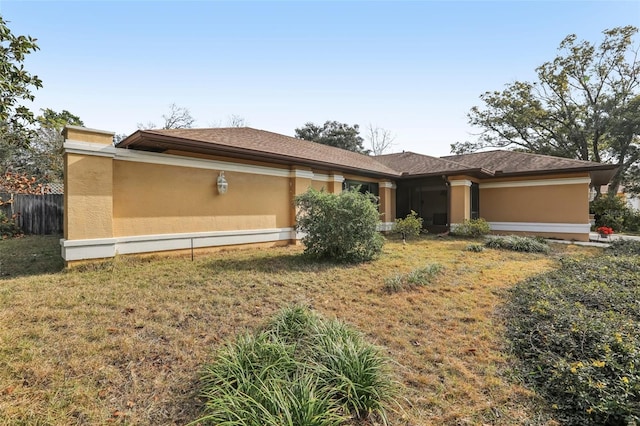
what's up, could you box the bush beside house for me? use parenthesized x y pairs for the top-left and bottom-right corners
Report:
(294, 188), (384, 262)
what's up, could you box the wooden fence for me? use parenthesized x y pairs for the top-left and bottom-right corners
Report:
(0, 193), (64, 235)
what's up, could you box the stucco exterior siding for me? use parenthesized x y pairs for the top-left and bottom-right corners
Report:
(479, 183), (589, 224)
(311, 180), (326, 191)
(112, 161), (291, 237)
(449, 179), (471, 224)
(64, 153), (113, 240)
(62, 126), (611, 261)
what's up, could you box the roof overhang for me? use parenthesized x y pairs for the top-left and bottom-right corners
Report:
(398, 168), (495, 180)
(117, 130), (401, 179)
(590, 167), (619, 186)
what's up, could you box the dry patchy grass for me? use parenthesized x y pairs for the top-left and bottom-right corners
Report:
(0, 235), (600, 425)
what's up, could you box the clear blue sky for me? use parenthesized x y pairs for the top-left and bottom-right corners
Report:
(1, 0), (639, 156)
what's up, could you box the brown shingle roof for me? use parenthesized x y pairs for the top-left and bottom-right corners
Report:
(442, 150), (617, 175)
(116, 128), (617, 182)
(117, 127), (400, 177)
(375, 151), (493, 177)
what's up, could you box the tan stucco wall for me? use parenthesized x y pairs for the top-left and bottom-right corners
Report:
(480, 182), (589, 223)
(450, 183), (470, 224)
(112, 161), (291, 236)
(64, 153), (113, 240)
(64, 127), (113, 145)
(311, 180), (326, 191)
(379, 185), (396, 222)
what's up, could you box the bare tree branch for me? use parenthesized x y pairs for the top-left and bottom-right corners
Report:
(226, 115), (248, 127)
(366, 123), (396, 156)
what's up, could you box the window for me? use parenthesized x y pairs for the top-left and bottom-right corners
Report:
(471, 182), (479, 219)
(343, 180), (379, 196)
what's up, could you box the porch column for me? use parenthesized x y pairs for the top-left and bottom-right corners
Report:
(290, 168), (313, 242)
(378, 181), (396, 231)
(449, 179), (472, 225)
(327, 174), (344, 194)
(62, 126), (115, 241)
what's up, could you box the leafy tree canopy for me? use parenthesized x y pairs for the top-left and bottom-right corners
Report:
(295, 120), (369, 154)
(31, 109), (83, 182)
(452, 26), (639, 195)
(0, 16), (42, 141)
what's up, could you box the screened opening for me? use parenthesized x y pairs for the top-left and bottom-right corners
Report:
(396, 177), (448, 233)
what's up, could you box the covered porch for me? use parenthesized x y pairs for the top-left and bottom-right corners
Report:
(395, 175), (479, 234)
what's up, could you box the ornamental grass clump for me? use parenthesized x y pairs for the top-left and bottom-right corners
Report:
(449, 218), (491, 238)
(505, 255), (640, 425)
(485, 235), (550, 253)
(383, 264), (442, 293)
(465, 243), (484, 252)
(197, 306), (396, 425)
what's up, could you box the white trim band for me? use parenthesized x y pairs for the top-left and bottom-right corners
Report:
(487, 221), (590, 234)
(65, 140), (353, 181)
(65, 140), (117, 158)
(449, 180), (472, 187)
(291, 169), (315, 179)
(377, 222), (395, 232)
(312, 173), (345, 183)
(480, 177), (591, 189)
(61, 227), (296, 261)
(379, 182), (395, 189)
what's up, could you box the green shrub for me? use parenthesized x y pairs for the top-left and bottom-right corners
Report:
(484, 235), (549, 253)
(465, 243), (484, 252)
(607, 239), (640, 256)
(505, 255), (640, 425)
(295, 188), (384, 263)
(0, 211), (21, 238)
(392, 210), (423, 241)
(590, 194), (629, 232)
(449, 218), (491, 238)
(197, 306), (396, 425)
(383, 264), (442, 293)
(623, 208), (640, 232)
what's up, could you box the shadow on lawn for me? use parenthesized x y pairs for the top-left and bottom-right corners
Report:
(204, 252), (358, 274)
(0, 234), (65, 279)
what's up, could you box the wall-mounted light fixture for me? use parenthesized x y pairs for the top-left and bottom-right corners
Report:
(217, 171), (228, 195)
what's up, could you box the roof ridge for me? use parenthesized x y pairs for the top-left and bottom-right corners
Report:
(443, 149), (605, 166)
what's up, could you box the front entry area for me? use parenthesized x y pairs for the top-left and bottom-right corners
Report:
(396, 177), (449, 234)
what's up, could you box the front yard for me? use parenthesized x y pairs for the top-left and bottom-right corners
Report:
(0, 235), (597, 425)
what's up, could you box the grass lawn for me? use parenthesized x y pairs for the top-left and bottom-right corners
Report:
(0, 235), (599, 425)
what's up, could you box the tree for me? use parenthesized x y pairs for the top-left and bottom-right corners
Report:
(113, 133), (128, 144)
(366, 123), (395, 155)
(295, 120), (369, 154)
(0, 17), (43, 175)
(31, 109), (83, 182)
(607, 95), (640, 195)
(137, 103), (195, 129)
(452, 26), (640, 194)
(0, 16), (43, 140)
(226, 114), (248, 127)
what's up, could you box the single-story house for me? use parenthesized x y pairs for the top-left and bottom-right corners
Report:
(61, 125), (617, 262)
